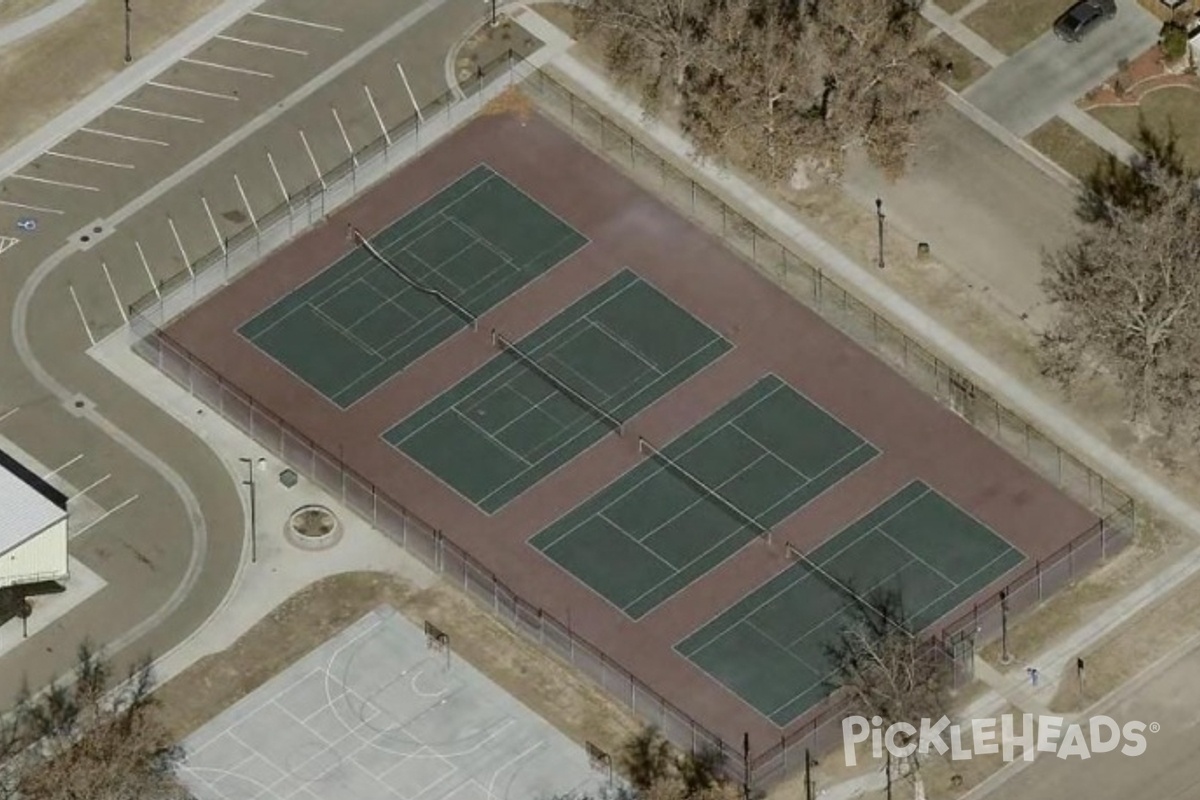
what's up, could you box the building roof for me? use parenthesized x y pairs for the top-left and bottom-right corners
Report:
(0, 447), (67, 557)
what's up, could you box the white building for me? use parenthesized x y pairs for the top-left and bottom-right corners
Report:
(0, 448), (68, 588)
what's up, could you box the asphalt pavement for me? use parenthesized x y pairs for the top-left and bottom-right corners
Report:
(0, 0), (484, 705)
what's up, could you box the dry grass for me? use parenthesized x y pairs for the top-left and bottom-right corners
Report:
(1091, 87), (1200, 172)
(963, 0), (1062, 55)
(930, 33), (992, 92)
(0, 0), (222, 153)
(0, 0), (55, 24)
(1026, 116), (1110, 181)
(933, 0), (975, 13)
(154, 571), (642, 759)
(536, 2), (580, 38)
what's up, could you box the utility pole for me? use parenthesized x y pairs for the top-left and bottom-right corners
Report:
(804, 749), (816, 800)
(239, 457), (258, 563)
(124, 0), (132, 64)
(875, 197), (886, 269)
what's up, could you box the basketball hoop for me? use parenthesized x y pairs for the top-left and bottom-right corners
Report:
(424, 620), (451, 670)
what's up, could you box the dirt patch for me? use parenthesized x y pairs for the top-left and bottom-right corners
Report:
(154, 571), (641, 760)
(0, 0), (222, 153)
(1026, 116), (1110, 181)
(455, 16), (542, 88)
(963, 0), (1060, 55)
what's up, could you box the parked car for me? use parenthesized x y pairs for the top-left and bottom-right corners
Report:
(1053, 0), (1117, 42)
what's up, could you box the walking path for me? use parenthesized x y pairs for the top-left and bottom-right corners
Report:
(0, 0), (84, 49)
(512, 7), (1200, 797)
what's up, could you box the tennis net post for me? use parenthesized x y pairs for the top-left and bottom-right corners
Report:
(349, 225), (478, 330)
(637, 436), (772, 545)
(492, 328), (623, 435)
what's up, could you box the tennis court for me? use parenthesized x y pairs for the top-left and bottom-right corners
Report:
(530, 375), (879, 619)
(676, 480), (1025, 726)
(238, 164), (587, 408)
(383, 269), (730, 513)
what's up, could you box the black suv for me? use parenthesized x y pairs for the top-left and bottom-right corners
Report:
(1053, 0), (1117, 41)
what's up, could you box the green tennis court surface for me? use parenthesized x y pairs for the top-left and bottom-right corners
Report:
(384, 269), (730, 512)
(530, 375), (879, 619)
(677, 480), (1025, 726)
(238, 165), (587, 408)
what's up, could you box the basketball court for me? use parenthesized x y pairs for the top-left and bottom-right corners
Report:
(179, 607), (609, 800)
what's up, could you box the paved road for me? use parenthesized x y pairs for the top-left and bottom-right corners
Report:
(963, 0), (1159, 136)
(0, 0), (484, 704)
(979, 636), (1200, 800)
(841, 105), (1077, 328)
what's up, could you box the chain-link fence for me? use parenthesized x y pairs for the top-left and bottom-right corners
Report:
(128, 51), (1137, 792)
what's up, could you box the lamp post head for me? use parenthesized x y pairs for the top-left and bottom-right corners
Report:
(875, 197), (882, 212)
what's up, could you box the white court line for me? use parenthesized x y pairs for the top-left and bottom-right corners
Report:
(395, 61), (423, 123)
(330, 106), (357, 166)
(298, 129), (325, 189)
(45, 151), (135, 169)
(100, 262), (128, 324)
(201, 195), (226, 253)
(11, 174), (100, 192)
(265, 151), (289, 203)
(43, 454), (82, 480)
(72, 495), (139, 539)
(114, 104), (204, 124)
(215, 34), (308, 56)
(363, 84), (390, 145)
(148, 80), (239, 101)
(0, 198), (64, 215)
(233, 173), (258, 231)
(68, 474), (110, 501)
(248, 10), (343, 31)
(135, 240), (161, 300)
(68, 285), (95, 346)
(0, 407), (17, 425)
(168, 217), (194, 278)
(79, 127), (170, 147)
(180, 57), (273, 78)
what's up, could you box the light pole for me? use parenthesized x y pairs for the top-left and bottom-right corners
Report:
(875, 197), (885, 269)
(239, 457), (259, 563)
(124, 0), (132, 64)
(999, 588), (1012, 664)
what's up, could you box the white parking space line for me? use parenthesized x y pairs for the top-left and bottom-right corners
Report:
(330, 106), (357, 166)
(46, 151), (135, 170)
(363, 84), (390, 145)
(72, 494), (139, 539)
(68, 285), (96, 346)
(233, 173), (259, 231)
(43, 454), (82, 479)
(69, 474), (110, 501)
(201, 195), (226, 252)
(148, 80), (240, 102)
(215, 34), (308, 56)
(248, 10), (343, 32)
(11, 174), (100, 192)
(79, 127), (170, 147)
(395, 61), (424, 123)
(100, 262), (129, 324)
(298, 129), (325, 189)
(0, 407), (17, 425)
(168, 217), (195, 278)
(266, 151), (289, 203)
(0, 198), (64, 215)
(181, 57), (274, 79)
(114, 104), (204, 124)
(135, 240), (162, 300)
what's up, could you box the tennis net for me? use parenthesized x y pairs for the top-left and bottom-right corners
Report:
(350, 226), (477, 330)
(493, 329), (623, 435)
(637, 437), (770, 541)
(784, 542), (914, 638)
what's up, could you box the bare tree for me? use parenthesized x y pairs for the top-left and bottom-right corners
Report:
(1043, 158), (1200, 431)
(824, 588), (950, 787)
(0, 642), (185, 800)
